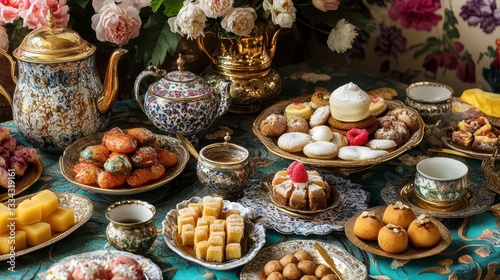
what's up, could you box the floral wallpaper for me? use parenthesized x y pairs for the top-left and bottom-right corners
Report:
(319, 0), (500, 95)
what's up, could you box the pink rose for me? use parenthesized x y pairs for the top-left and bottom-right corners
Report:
(199, 0), (233, 18)
(221, 7), (257, 36)
(0, 24), (8, 51)
(19, 0), (69, 29)
(389, 0), (442, 31)
(91, 1), (141, 46)
(0, 0), (24, 23)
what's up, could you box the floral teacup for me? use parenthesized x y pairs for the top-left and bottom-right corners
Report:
(414, 157), (468, 205)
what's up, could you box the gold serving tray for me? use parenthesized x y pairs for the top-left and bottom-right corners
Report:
(0, 157), (42, 202)
(345, 206), (451, 260)
(253, 96), (425, 172)
(59, 129), (189, 195)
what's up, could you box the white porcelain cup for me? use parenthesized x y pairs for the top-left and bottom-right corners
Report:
(414, 157), (468, 205)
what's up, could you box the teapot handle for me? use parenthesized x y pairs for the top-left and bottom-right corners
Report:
(134, 66), (165, 114)
(196, 31), (219, 65)
(0, 48), (17, 107)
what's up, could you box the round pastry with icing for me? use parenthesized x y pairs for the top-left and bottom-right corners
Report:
(353, 211), (385, 241)
(277, 132), (312, 153)
(260, 113), (287, 137)
(286, 116), (309, 134)
(310, 88), (331, 109)
(329, 82), (371, 122)
(309, 106), (331, 127)
(285, 101), (313, 120)
(365, 139), (397, 151)
(369, 95), (387, 116)
(303, 141), (339, 159)
(309, 125), (333, 142)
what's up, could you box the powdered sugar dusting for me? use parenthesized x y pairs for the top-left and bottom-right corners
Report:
(331, 82), (370, 102)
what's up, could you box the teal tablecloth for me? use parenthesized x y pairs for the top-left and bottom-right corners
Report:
(1, 61), (499, 280)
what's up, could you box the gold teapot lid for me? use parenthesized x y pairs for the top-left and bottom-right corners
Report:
(13, 10), (95, 63)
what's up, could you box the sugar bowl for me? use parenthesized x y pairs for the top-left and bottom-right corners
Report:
(105, 200), (157, 254)
(405, 81), (453, 124)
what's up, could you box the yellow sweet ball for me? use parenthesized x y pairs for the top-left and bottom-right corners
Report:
(382, 201), (416, 230)
(353, 211), (385, 241)
(407, 214), (441, 248)
(378, 224), (408, 254)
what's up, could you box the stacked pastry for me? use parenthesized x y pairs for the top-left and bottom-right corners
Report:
(451, 116), (499, 153)
(259, 82), (420, 161)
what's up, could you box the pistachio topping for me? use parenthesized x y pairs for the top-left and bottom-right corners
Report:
(360, 211), (376, 218)
(416, 214), (431, 224)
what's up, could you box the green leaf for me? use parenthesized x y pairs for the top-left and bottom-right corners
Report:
(412, 37), (442, 59)
(149, 0), (164, 13)
(443, 9), (460, 40)
(135, 13), (181, 66)
(164, 0), (184, 17)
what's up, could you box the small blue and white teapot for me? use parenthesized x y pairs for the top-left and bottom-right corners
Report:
(134, 54), (231, 142)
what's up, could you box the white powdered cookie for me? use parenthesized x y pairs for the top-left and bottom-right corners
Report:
(309, 106), (331, 127)
(303, 141), (339, 159)
(277, 132), (313, 153)
(309, 125), (333, 142)
(365, 139), (397, 151)
(338, 146), (389, 160)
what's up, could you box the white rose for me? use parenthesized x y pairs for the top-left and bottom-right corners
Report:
(174, 0), (206, 39)
(0, 25), (8, 51)
(272, 0), (295, 13)
(133, 0), (151, 8)
(221, 7), (257, 36)
(262, 0), (272, 11)
(272, 11), (295, 28)
(199, 0), (233, 18)
(327, 19), (357, 53)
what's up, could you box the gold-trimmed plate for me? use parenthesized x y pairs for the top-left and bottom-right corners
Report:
(260, 174), (341, 217)
(0, 157), (42, 202)
(399, 182), (471, 213)
(253, 96), (424, 173)
(0, 192), (93, 261)
(59, 130), (189, 195)
(345, 206), (451, 260)
(441, 126), (499, 160)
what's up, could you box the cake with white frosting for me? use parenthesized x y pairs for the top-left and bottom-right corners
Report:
(329, 82), (371, 122)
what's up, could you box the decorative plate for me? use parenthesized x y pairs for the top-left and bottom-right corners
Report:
(41, 250), (162, 280)
(240, 240), (367, 280)
(253, 96), (424, 173)
(0, 157), (42, 202)
(345, 206), (451, 259)
(381, 176), (495, 219)
(0, 192), (93, 261)
(260, 174), (342, 216)
(162, 196), (266, 270)
(238, 173), (370, 235)
(441, 126), (499, 160)
(59, 130), (189, 195)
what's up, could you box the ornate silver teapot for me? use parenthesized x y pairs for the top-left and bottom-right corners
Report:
(0, 14), (126, 151)
(134, 54), (231, 143)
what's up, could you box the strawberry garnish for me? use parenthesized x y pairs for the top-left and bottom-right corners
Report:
(287, 161), (308, 183)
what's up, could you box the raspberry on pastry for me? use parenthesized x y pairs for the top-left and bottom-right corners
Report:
(284, 101), (313, 120)
(346, 128), (369, 146)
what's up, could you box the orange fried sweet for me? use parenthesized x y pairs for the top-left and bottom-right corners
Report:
(80, 145), (110, 167)
(156, 148), (178, 167)
(105, 133), (138, 154)
(102, 127), (124, 146)
(150, 164), (166, 181)
(127, 127), (157, 146)
(131, 146), (158, 168)
(72, 161), (94, 176)
(75, 165), (101, 185)
(127, 168), (152, 187)
(97, 171), (129, 189)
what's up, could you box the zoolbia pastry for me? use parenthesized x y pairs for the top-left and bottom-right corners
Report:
(407, 214), (441, 248)
(353, 211), (385, 241)
(378, 224), (408, 254)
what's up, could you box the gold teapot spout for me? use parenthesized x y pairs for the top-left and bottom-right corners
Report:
(267, 27), (282, 59)
(97, 48), (128, 114)
(0, 48), (17, 107)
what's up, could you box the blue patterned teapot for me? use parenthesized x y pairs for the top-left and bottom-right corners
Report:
(0, 15), (126, 152)
(134, 54), (232, 142)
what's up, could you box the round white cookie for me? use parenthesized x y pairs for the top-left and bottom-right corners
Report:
(309, 125), (333, 142)
(365, 139), (397, 151)
(303, 141), (339, 159)
(338, 146), (389, 160)
(309, 106), (331, 127)
(277, 132), (313, 153)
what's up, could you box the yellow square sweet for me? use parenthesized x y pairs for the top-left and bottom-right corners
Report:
(44, 207), (75, 232)
(194, 225), (208, 244)
(197, 216), (215, 227)
(177, 216), (195, 235)
(195, 240), (209, 261)
(206, 245), (224, 262)
(0, 231), (26, 254)
(227, 224), (244, 244)
(202, 205), (219, 218)
(16, 222), (51, 246)
(0, 204), (12, 234)
(209, 223), (225, 233)
(15, 199), (42, 226)
(208, 235), (224, 247)
(181, 226), (195, 246)
(178, 208), (198, 224)
(210, 231), (226, 246)
(188, 203), (203, 217)
(31, 190), (59, 218)
(225, 243), (241, 260)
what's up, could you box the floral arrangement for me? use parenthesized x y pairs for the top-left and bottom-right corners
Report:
(0, 0), (375, 69)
